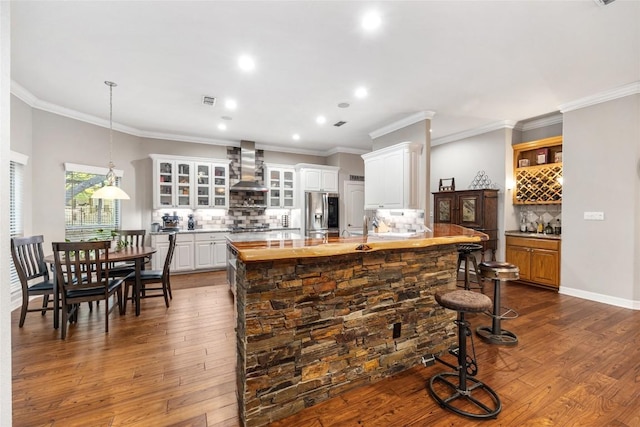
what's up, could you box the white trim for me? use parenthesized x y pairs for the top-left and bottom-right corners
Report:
(559, 81), (640, 113)
(431, 120), (517, 146)
(148, 153), (228, 164)
(10, 150), (28, 165)
(64, 162), (124, 178)
(559, 286), (640, 310)
(516, 113), (563, 132)
(369, 111), (436, 140)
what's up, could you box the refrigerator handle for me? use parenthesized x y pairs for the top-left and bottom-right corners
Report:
(322, 193), (328, 229)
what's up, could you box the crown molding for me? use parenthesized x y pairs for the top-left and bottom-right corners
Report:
(369, 110), (436, 139)
(516, 113), (563, 132)
(559, 81), (640, 113)
(432, 120), (517, 146)
(10, 79), (356, 157)
(325, 146), (369, 156)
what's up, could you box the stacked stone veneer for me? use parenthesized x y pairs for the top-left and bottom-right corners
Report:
(235, 244), (459, 426)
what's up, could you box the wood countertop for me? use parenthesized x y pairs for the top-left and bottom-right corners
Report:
(229, 223), (487, 262)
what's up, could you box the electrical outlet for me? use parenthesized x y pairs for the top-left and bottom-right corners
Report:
(584, 212), (605, 221)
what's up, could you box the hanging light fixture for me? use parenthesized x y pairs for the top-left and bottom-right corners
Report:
(92, 80), (130, 200)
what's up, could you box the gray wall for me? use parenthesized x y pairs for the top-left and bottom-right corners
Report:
(562, 93), (640, 304)
(430, 127), (514, 260)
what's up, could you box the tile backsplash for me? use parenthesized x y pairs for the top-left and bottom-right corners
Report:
(365, 209), (428, 233)
(514, 205), (562, 231)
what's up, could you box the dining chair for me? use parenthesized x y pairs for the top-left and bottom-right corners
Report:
(110, 229), (147, 277)
(10, 235), (57, 327)
(52, 240), (124, 339)
(124, 232), (176, 311)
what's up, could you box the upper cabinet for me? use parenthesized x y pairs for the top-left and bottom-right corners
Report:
(195, 162), (229, 208)
(362, 142), (422, 209)
(513, 136), (563, 205)
(266, 164), (296, 208)
(151, 155), (228, 209)
(154, 159), (193, 208)
(296, 164), (339, 193)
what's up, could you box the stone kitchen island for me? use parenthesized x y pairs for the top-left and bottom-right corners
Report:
(228, 224), (487, 427)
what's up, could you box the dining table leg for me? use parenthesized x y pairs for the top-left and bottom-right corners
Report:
(135, 257), (142, 316)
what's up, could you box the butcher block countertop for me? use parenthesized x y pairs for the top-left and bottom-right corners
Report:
(228, 223), (487, 262)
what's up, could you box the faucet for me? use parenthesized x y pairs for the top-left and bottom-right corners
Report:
(363, 215), (369, 239)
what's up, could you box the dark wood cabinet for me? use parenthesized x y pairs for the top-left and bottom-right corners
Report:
(433, 189), (498, 260)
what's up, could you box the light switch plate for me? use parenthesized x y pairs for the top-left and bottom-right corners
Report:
(584, 211), (605, 220)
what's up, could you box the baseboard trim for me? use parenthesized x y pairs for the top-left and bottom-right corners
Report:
(559, 286), (640, 310)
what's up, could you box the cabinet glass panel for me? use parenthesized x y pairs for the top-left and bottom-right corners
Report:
(270, 170), (280, 187)
(461, 198), (476, 223)
(438, 200), (451, 222)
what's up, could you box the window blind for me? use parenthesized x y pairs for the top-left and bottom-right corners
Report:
(10, 159), (24, 294)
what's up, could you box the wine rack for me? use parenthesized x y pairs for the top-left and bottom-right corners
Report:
(514, 163), (562, 204)
(513, 136), (563, 205)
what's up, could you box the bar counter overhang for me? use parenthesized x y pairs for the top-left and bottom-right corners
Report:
(229, 224), (487, 427)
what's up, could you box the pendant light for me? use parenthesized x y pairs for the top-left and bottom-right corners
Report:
(92, 81), (130, 200)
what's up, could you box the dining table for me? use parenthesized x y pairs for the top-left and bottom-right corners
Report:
(44, 245), (157, 328)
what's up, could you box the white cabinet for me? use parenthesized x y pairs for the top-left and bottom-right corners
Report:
(151, 154), (228, 209)
(195, 162), (229, 208)
(151, 233), (194, 272)
(194, 233), (229, 269)
(153, 159), (194, 208)
(296, 164), (339, 193)
(362, 142), (422, 209)
(266, 165), (296, 208)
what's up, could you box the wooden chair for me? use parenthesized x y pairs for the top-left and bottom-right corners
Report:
(10, 235), (57, 327)
(110, 229), (147, 277)
(52, 240), (124, 339)
(124, 232), (176, 311)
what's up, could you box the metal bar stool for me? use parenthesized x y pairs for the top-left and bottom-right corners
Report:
(425, 289), (501, 419)
(476, 261), (520, 346)
(456, 243), (484, 292)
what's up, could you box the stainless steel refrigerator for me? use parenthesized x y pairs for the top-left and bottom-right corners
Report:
(305, 192), (339, 237)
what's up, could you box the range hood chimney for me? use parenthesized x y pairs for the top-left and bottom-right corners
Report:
(230, 140), (269, 192)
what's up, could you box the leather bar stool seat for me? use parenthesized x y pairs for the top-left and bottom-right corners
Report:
(427, 289), (501, 419)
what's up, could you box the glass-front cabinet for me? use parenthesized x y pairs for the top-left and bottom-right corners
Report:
(194, 162), (229, 208)
(155, 160), (193, 208)
(152, 155), (228, 209)
(266, 165), (296, 208)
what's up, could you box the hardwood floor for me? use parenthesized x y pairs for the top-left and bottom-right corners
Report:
(12, 271), (640, 426)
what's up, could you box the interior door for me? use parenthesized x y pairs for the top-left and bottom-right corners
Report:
(344, 181), (364, 235)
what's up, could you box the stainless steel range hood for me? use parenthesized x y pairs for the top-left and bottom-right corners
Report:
(230, 140), (269, 192)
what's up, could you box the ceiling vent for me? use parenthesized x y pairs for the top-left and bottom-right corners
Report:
(593, 0), (615, 5)
(202, 96), (216, 106)
(334, 121), (347, 127)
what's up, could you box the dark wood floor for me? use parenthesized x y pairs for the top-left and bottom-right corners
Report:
(12, 271), (640, 426)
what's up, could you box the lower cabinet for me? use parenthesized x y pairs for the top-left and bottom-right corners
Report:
(194, 233), (229, 269)
(505, 235), (560, 289)
(151, 232), (228, 272)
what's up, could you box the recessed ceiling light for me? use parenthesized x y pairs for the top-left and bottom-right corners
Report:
(218, 123), (227, 131)
(338, 102), (350, 108)
(361, 11), (381, 31)
(225, 99), (237, 110)
(355, 87), (368, 99)
(238, 55), (255, 71)
(292, 134), (300, 141)
(316, 115), (326, 125)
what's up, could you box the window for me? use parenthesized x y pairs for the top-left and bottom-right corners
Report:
(64, 163), (123, 241)
(10, 152), (27, 295)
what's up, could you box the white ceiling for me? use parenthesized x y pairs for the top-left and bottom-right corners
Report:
(10, 1), (640, 155)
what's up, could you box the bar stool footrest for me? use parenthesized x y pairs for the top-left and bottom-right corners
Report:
(428, 372), (501, 419)
(475, 326), (519, 346)
(484, 306), (519, 320)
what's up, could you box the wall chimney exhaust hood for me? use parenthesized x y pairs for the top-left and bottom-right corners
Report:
(230, 140), (269, 192)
